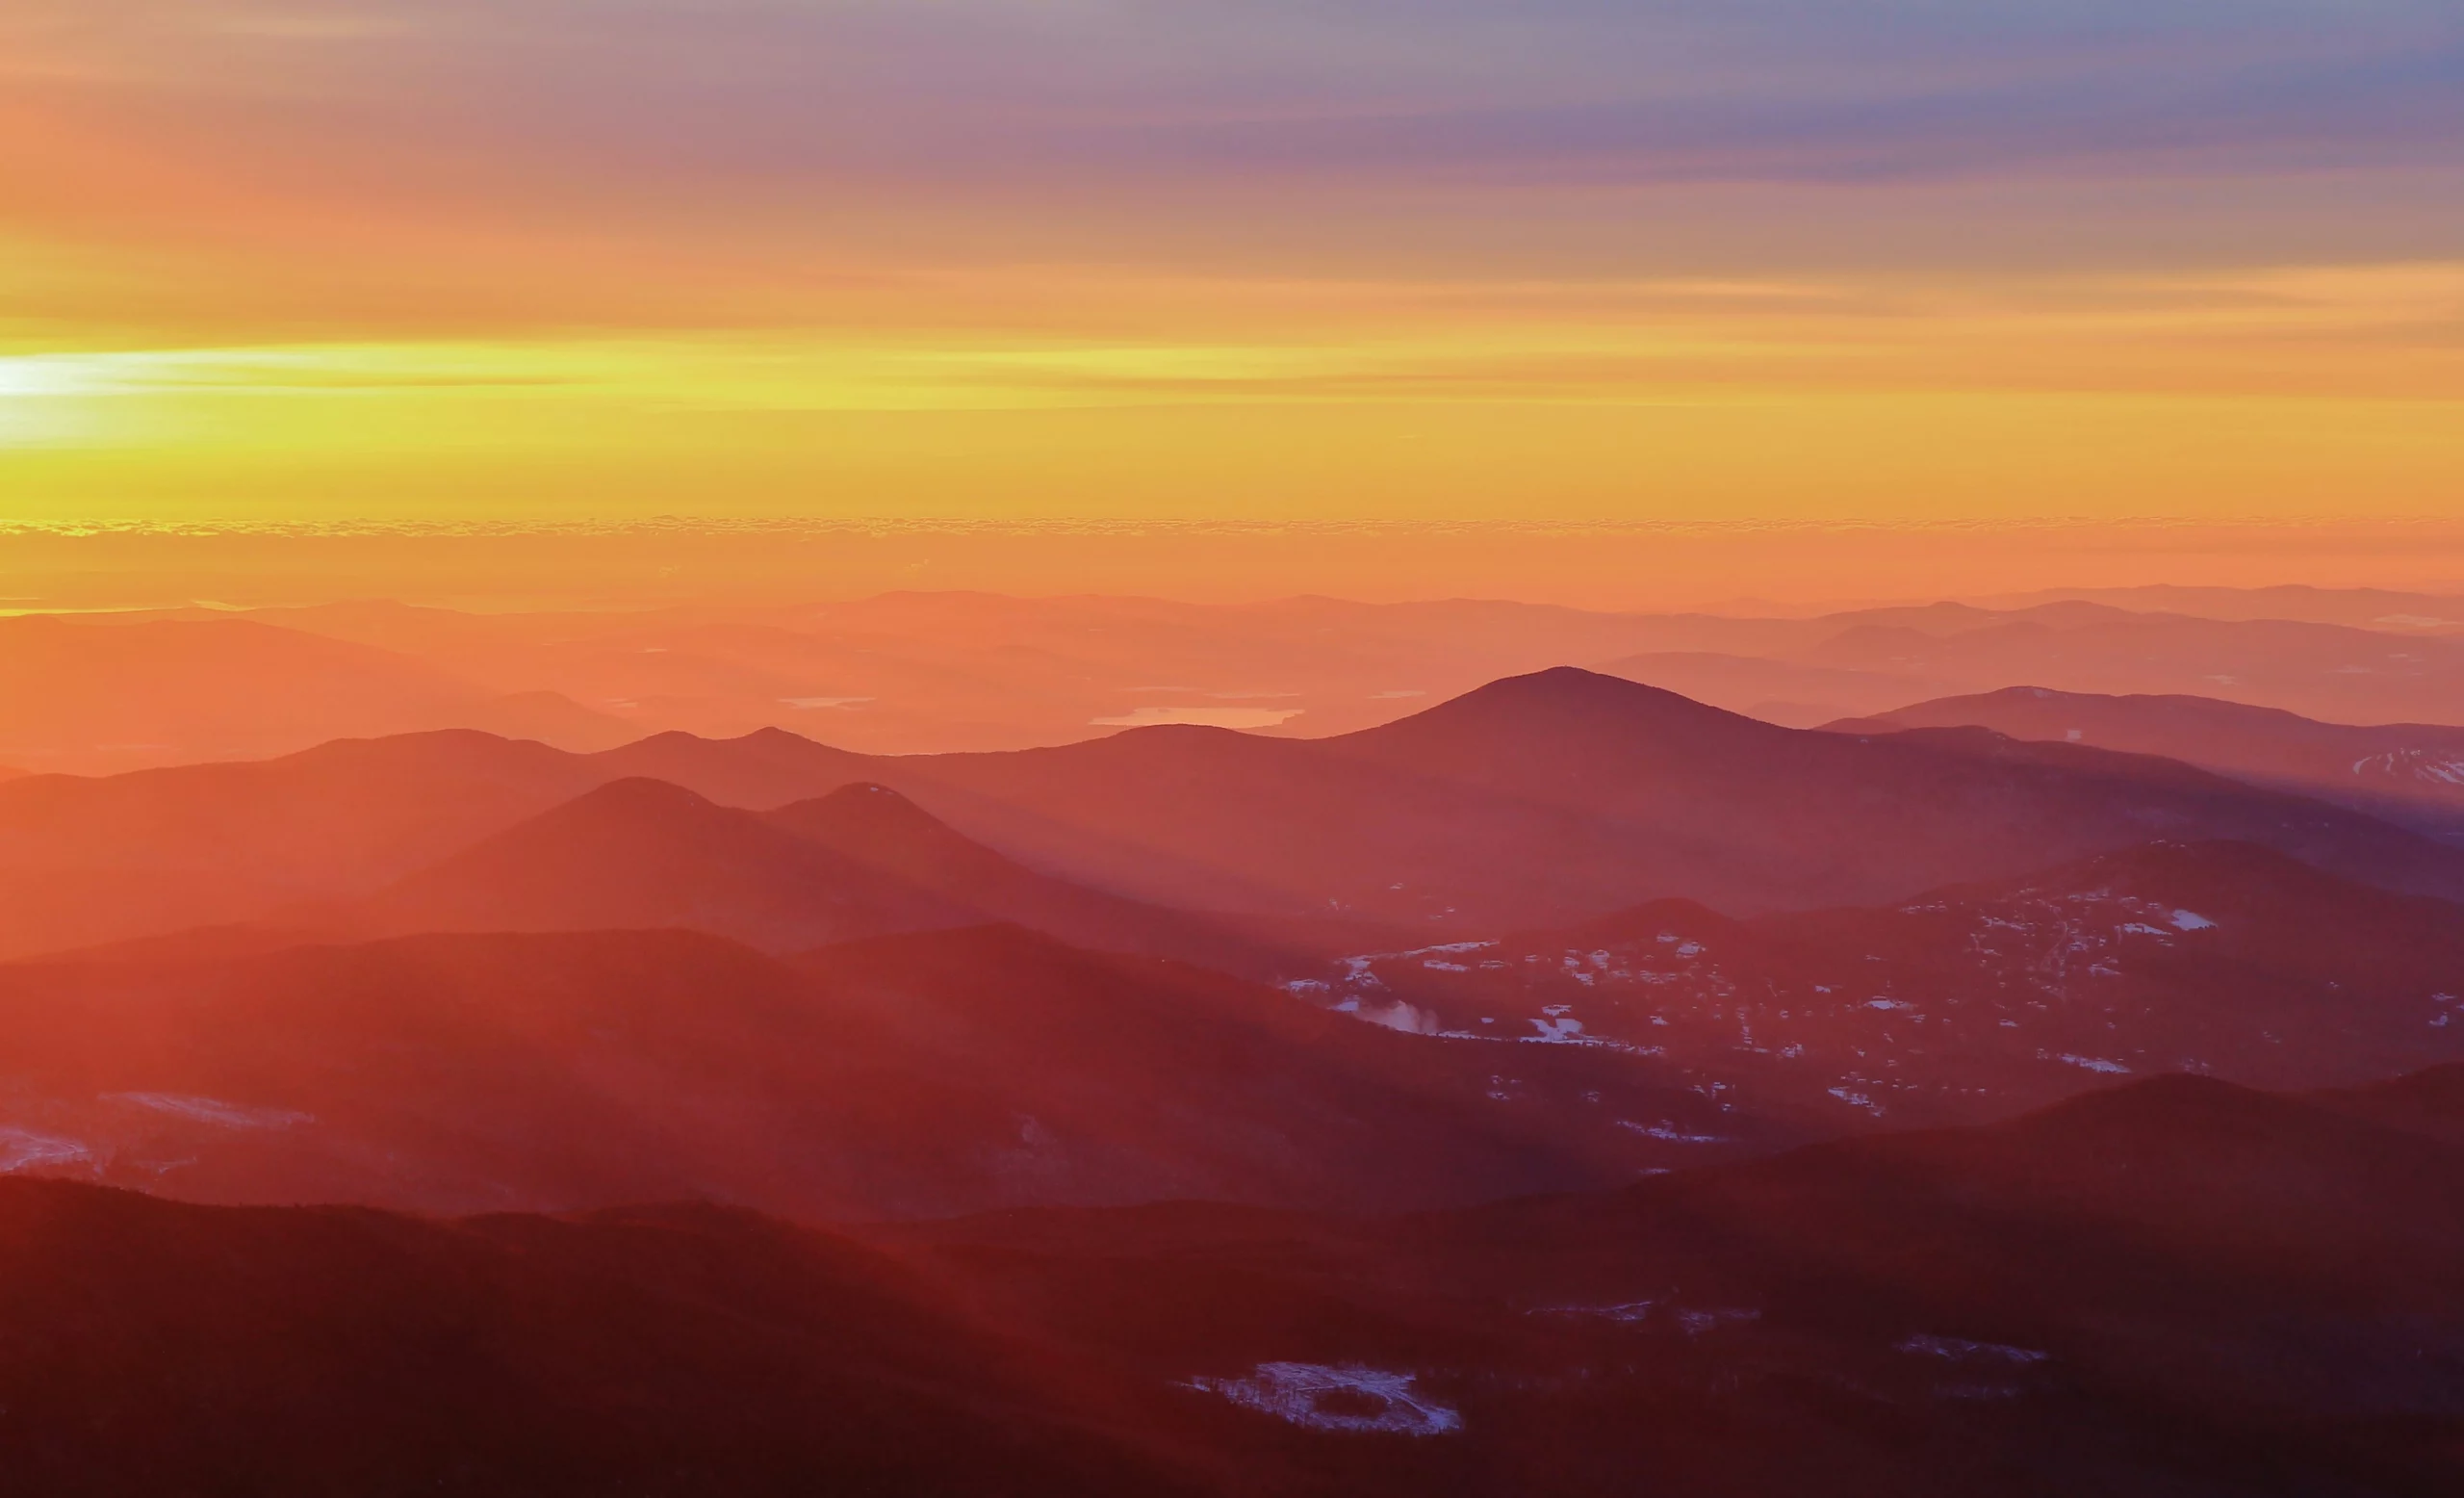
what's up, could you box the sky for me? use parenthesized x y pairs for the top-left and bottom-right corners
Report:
(1, 0), (2459, 539)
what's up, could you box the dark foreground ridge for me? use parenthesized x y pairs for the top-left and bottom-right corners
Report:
(3, 1069), (2458, 1496)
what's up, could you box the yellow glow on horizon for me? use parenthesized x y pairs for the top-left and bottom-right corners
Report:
(2, 260), (2457, 525)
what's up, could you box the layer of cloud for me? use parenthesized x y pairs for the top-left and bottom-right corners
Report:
(8, 1), (2459, 188)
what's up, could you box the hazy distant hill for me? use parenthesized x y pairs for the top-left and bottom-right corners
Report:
(347, 779), (1321, 977)
(354, 778), (1005, 953)
(0, 614), (631, 774)
(8, 669), (2464, 958)
(863, 667), (2464, 925)
(1601, 600), (2464, 727)
(1791, 609), (2464, 726)
(1982, 583), (2464, 632)
(111, 590), (2464, 757)
(1588, 650), (1949, 725)
(1833, 685), (2464, 844)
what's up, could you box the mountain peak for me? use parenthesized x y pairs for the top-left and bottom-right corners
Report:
(559, 775), (721, 818)
(1439, 666), (1758, 720)
(771, 782), (946, 839)
(1489, 664), (1657, 694)
(739, 726), (827, 749)
(1336, 667), (1772, 765)
(764, 783), (1019, 885)
(816, 781), (918, 807)
(606, 729), (727, 755)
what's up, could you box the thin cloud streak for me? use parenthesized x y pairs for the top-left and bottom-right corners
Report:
(6, 1), (2460, 189)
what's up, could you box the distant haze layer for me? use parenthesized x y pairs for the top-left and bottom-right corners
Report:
(7, 584), (2464, 774)
(6, 521), (2464, 618)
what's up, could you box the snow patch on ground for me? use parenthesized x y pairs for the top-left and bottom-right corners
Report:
(1530, 1300), (1656, 1324)
(2355, 751), (2464, 787)
(2169, 909), (2217, 931)
(0, 1126), (91, 1173)
(1675, 1307), (1761, 1337)
(1350, 1000), (1447, 1036)
(1898, 1334), (2051, 1365)
(106, 1093), (315, 1130)
(1618, 1120), (1733, 1145)
(2053, 1053), (2132, 1075)
(1186, 1362), (1462, 1435)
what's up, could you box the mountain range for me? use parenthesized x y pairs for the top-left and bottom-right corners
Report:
(347, 778), (1321, 974)
(9, 668), (2464, 961)
(19, 590), (2464, 773)
(1, 627), (2460, 1493)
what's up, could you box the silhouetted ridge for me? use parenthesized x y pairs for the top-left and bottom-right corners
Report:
(340, 774), (1319, 978)
(1366, 666), (1765, 738)
(1834, 684), (2464, 847)
(1326, 668), (1795, 792)
(743, 725), (821, 747)
(550, 774), (718, 817)
(603, 729), (723, 754)
(588, 724), (874, 810)
(762, 784), (1034, 893)
(2342, 1062), (2464, 1117)
(350, 776), (969, 951)
(773, 782), (959, 842)
(0, 1176), (1194, 1496)
(2320, 1063), (2464, 1147)
(2004, 1071), (2277, 1136)
(431, 775), (740, 859)
(12, 661), (2464, 962)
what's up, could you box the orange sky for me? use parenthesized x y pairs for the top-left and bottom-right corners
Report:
(1, 3), (2459, 570)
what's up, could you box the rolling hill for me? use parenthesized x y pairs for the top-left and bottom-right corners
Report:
(0, 925), (1771, 1219)
(0, 1180), (1203, 1497)
(345, 778), (1327, 977)
(352, 778), (999, 953)
(1325, 839), (2464, 1131)
(1833, 685), (2464, 844)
